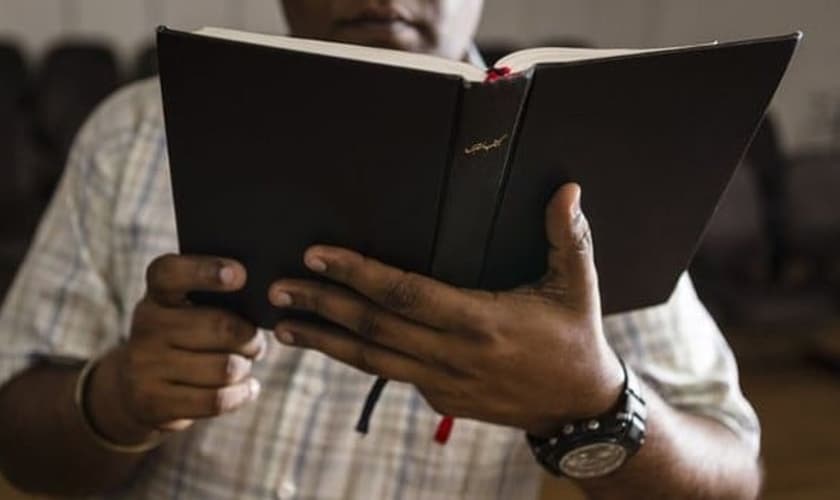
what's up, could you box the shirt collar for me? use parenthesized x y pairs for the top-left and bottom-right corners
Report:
(467, 43), (488, 70)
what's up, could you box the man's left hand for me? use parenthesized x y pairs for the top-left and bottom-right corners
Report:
(268, 183), (624, 436)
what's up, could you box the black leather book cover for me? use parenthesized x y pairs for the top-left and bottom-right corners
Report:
(158, 28), (465, 328)
(481, 34), (800, 314)
(158, 27), (799, 328)
(431, 75), (531, 287)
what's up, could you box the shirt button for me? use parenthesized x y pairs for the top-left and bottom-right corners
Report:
(277, 480), (297, 499)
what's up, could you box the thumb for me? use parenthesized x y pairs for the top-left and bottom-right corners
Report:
(541, 183), (599, 310)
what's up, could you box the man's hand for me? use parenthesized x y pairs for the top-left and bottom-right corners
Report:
(268, 183), (623, 435)
(88, 255), (266, 445)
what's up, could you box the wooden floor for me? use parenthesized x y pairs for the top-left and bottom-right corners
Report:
(3, 327), (840, 499)
(731, 322), (840, 500)
(744, 365), (840, 499)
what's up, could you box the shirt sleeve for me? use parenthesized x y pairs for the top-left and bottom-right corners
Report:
(0, 87), (138, 387)
(603, 273), (761, 456)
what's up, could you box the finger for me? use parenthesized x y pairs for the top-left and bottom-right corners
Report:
(541, 183), (599, 309)
(137, 304), (265, 359)
(299, 246), (481, 331)
(269, 279), (454, 365)
(146, 254), (246, 306)
(148, 377), (261, 423)
(274, 319), (442, 385)
(167, 308), (266, 359)
(157, 419), (194, 433)
(158, 350), (253, 388)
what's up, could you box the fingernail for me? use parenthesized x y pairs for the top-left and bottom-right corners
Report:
(276, 329), (295, 345)
(219, 265), (236, 285)
(305, 255), (328, 273)
(248, 378), (261, 400)
(572, 189), (582, 217)
(273, 290), (293, 307)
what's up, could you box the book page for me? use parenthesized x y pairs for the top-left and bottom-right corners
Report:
(194, 27), (488, 81)
(195, 27), (724, 80)
(497, 43), (718, 73)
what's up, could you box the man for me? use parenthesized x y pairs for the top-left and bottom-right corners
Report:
(0, 1), (761, 498)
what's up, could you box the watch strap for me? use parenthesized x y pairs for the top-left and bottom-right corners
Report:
(527, 357), (647, 478)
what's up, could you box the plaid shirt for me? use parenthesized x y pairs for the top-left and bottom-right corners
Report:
(0, 79), (759, 500)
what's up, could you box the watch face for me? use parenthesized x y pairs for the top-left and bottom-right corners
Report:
(559, 442), (627, 479)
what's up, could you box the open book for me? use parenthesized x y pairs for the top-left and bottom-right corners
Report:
(157, 26), (800, 329)
(192, 26), (710, 81)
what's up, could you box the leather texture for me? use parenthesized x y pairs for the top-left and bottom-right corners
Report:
(158, 29), (462, 328)
(158, 28), (799, 327)
(431, 75), (530, 287)
(481, 34), (800, 314)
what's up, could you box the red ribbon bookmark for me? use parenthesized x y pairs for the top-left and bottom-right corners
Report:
(485, 66), (512, 82)
(434, 415), (455, 444)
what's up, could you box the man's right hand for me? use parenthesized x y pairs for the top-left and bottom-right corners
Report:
(87, 254), (265, 445)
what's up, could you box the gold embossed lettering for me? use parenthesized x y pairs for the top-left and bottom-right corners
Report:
(465, 134), (509, 155)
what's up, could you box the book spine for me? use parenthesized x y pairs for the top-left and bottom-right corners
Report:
(430, 75), (531, 288)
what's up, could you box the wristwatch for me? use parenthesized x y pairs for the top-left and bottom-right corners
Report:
(527, 357), (647, 479)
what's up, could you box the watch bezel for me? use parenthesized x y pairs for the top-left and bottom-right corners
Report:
(558, 441), (629, 478)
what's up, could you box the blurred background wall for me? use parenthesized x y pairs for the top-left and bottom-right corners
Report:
(1, 0), (839, 153)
